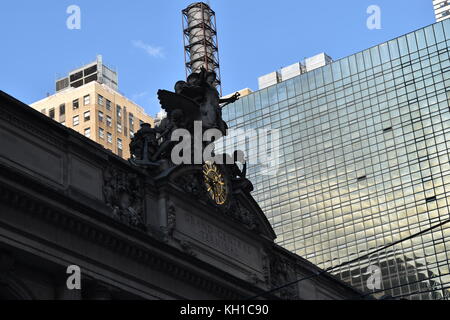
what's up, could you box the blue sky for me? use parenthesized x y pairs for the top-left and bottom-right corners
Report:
(0, 0), (435, 116)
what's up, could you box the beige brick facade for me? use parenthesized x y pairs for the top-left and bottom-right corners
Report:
(30, 81), (154, 159)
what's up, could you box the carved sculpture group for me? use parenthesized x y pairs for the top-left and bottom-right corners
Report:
(103, 166), (145, 229)
(129, 68), (240, 167)
(99, 69), (300, 299)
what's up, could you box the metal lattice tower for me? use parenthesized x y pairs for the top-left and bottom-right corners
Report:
(182, 2), (222, 95)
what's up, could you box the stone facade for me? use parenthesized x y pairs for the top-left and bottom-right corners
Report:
(0, 90), (364, 300)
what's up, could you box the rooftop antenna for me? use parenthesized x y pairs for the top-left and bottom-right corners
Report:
(182, 2), (222, 95)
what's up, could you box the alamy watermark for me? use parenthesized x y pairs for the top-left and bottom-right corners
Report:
(366, 5), (381, 30)
(66, 5), (81, 30)
(366, 264), (382, 290)
(66, 265), (81, 290)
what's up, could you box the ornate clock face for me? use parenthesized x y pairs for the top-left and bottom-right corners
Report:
(203, 161), (228, 205)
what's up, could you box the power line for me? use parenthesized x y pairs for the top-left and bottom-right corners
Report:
(247, 216), (450, 300)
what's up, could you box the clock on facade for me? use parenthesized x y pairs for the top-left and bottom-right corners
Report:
(203, 161), (229, 206)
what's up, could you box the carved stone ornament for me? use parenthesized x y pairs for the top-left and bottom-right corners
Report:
(161, 203), (176, 240)
(103, 165), (145, 230)
(129, 68), (240, 169)
(179, 240), (197, 257)
(269, 254), (299, 300)
(171, 165), (259, 232)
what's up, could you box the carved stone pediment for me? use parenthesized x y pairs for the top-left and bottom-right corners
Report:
(102, 165), (145, 230)
(165, 164), (275, 240)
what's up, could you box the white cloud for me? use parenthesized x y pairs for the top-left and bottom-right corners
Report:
(132, 40), (165, 58)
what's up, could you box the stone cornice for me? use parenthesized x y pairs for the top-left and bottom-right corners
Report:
(0, 161), (277, 300)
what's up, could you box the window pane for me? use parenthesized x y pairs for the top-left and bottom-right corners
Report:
(348, 55), (358, 74)
(340, 58), (350, 78)
(363, 49), (372, 68)
(59, 104), (65, 116)
(379, 42), (390, 63)
(424, 25), (436, 46)
(415, 29), (426, 50)
(331, 62), (342, 80)
(370, 47), (381, 66)
(323, 65), (333, 85)
(398, 36), (409, 56)
(356, 52), (365, 71)
(406, 33), (417, 52)
(434, 23), (445, 42)
(315, 68), (324, 87)
(443, 18), (450, 39)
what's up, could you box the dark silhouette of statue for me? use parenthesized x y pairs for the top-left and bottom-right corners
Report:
(129, 69), (240, 168)
(129, 123), (159, 167)
(158, 67), (239, 136)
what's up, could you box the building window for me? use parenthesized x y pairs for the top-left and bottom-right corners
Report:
(129, 113), (134, 136)
(99, 128), (105, 139)
(84, 127), (91, 138)
(84, 95), (90, 106)
(73, 115), (80, 126)
(73, 99), (79, 110)
(117, 138), (123, 157)
(117, 105), (122, 118)
(84, 111), (91, 122)
(49, 108), (55, 119)
(107, 132), (112, 144)
(59, 104), (66, 116)
(117, 123), (122, 133)
(129, 113), (134, 129)
(106, 99), (112, 111)
(98, 111), (104, 122)
(98, 95), (104, 106)
(41, 109), (46, 114)
(106, 116), (112, 127)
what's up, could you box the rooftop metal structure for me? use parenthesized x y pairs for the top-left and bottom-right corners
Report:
(55, 55), (118, 93)
(182, 2), (222, 95)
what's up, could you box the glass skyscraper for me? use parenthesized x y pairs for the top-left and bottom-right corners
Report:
(223, 20), (450, 299)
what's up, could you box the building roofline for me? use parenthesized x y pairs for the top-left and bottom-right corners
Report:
(251, 19), (448, 94)
(30, 81), (153, 120)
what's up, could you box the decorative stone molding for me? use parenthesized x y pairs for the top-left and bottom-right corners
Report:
(103, 165), (145, 230)
(161, 202), (177, 241)
(0, 180), (257, 300)
(0, 105), (64, 148)
(179, 240), (197, 257)
(166, 204), (176, 237)
(269, 253), (299, 300)
(171, 165), (261, 233)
